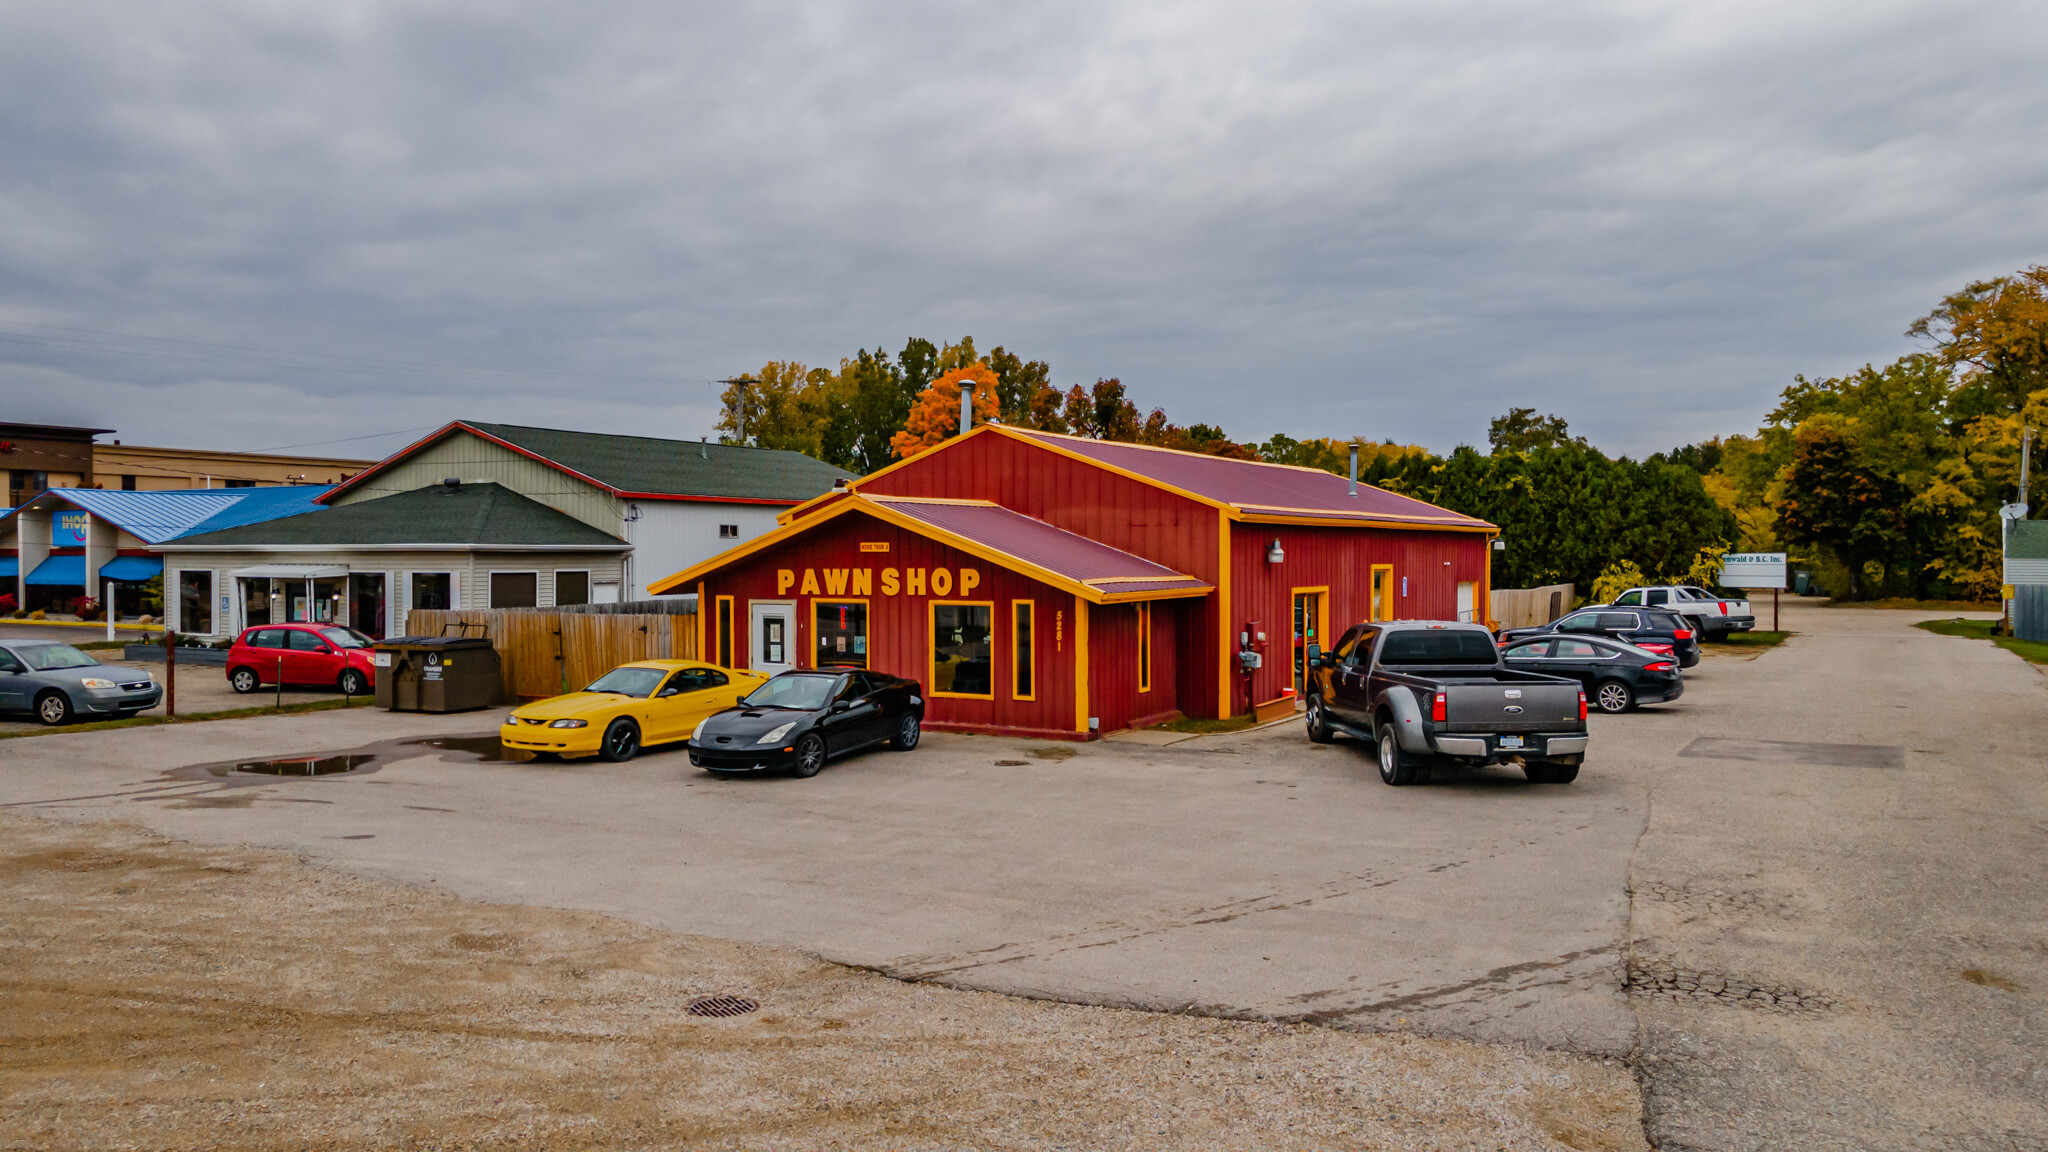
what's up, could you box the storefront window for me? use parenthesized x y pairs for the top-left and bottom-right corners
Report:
(179, 571), (213, 634)
(349, 573), (386, 639)
(412, 573), (452, 610)
(932, 603), (993, 697)
(1137, 602), (1152, 693)
(242, 577), (271, 628)
(815, 601), (867, 669)
(1013, 601), (1034, 700)
(313, 577), (345, 623)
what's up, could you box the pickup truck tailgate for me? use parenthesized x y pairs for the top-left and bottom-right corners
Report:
(1442, 681), (1580, 732)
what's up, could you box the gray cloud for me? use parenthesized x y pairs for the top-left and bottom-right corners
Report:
(2, 0), (2044, 460)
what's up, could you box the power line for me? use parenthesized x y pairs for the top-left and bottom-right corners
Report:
(0, 320), (724, 389)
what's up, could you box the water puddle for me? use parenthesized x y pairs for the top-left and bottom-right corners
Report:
(159, 733), (533, 792)
(230, 754), (380, 777)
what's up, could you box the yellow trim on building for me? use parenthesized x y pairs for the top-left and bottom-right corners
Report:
(1216, 507), (1232, 719)
(1074, 595), (1090, 733)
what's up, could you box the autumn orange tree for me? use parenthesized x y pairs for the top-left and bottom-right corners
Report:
(889, 362), (1001, 459)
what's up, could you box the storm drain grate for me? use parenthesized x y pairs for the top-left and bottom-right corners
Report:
(687, 995), (760, 1018)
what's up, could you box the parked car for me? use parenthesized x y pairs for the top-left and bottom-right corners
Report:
(0, 639), (162, 725)
(1605, 585), (1754, 637)
(1498, 634), (1683, 713)
(689, 668), (925, 778)
(1300, 621), (1588, 785)
(500, 659), (768, 762)
(226, 624), (380, 695)
(1497, 607), (1700, 668)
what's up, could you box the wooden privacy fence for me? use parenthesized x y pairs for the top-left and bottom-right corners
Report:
(403, 609), (697, 700)
(1488, 583), (1575, 630)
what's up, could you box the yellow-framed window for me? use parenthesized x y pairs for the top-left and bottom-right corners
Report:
(715, 595), (735, 668)
(930, 600), (996, 699)
(1012, 599), (1036, 700)
(813, 598), (870, 669)
(1370, 565), (1395, 622)
(1136, 601), (1151, 693)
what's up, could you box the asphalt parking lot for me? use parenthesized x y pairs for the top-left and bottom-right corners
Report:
(4, 603), (2045, 1150)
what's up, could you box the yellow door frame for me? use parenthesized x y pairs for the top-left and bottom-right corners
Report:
(1289, 585), (1329, 696)
(1370, 564), (1395, 621)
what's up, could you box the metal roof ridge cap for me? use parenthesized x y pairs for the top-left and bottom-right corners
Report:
(862, 494), (1000, 506)
(1232, 500), (1490, 522)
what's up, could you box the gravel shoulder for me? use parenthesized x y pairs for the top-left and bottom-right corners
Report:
(0, 813), (1648, 1151)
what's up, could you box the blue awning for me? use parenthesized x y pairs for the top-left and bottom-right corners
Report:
(99, 556), (163, 581)
(26, 554), (85, 586)
(0, 557), (16, 578)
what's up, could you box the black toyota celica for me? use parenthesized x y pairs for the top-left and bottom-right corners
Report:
(687, 668), (925, 778)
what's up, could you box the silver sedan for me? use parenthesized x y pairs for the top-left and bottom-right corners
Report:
(0, 640), (163, 725)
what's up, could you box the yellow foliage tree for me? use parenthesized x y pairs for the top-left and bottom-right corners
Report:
(889, 363), (1000, 459)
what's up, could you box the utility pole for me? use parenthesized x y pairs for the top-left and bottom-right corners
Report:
(2022, 426), (2034, 517)
(716, 377), (758, 446)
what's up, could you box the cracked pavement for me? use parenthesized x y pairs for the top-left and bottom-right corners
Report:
(2, 602), (2043, 1148)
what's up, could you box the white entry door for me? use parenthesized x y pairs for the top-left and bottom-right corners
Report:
(750, 601), (795, 676)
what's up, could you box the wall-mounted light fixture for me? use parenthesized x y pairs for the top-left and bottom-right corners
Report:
(1492, 539), (1506, 551)
(1266, 538), (1285, 564)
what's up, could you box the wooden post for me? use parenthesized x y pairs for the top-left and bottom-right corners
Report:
(1772, 586), (1779, 633)
(163, 628), (176, 719)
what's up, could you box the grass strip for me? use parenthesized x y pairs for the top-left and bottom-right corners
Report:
(1, 696), (376, 740)
(1709, 630), (1791, 647)
(1915, 617), (2048, 664)
(1153, 714), (1262, 734)
(1827, 599), (2000, 612)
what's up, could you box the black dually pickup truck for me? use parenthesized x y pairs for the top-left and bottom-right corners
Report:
(1302, 621), (1589, 785)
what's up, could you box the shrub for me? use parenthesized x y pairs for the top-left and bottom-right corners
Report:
(29, 609), (47, 620)
(70, 595), (101, 621)
(0, 592), (14, 614)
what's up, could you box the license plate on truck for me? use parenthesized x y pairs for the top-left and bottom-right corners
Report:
(1499, 735), (1526, 751)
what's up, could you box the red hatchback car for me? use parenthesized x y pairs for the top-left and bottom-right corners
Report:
(227, 624), (378, 695)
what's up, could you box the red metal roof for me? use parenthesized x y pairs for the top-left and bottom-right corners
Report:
(868, 496), (1210, 592)
(1005, 429), (1492, 528)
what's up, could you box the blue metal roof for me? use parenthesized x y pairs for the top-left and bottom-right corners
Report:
(0, 557), (15, 578)
(177, 486), (330, 537)
(2, 486), (330, 545)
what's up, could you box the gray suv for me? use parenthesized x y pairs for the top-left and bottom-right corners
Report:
(0, 639), (163, 725)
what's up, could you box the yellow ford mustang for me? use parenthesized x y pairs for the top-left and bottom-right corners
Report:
(500, 660), (767, 762)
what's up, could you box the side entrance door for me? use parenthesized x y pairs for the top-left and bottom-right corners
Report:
(749, 601), (795, 677)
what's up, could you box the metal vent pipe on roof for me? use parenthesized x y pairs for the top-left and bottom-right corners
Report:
(1349, 444), (1358, 498)
(960, 386), (972, 437)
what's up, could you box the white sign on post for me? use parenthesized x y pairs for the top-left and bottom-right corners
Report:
(1719, 552), (1788, 590)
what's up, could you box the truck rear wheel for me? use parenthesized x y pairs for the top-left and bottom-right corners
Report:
(1377, 724), (1423, 786)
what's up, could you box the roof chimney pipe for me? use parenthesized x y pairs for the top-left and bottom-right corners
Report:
(960, 384), (972, 438)
(1349, 444), (1358, 498)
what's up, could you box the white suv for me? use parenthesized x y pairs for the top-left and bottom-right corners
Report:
(1607, 585), (1754, 636)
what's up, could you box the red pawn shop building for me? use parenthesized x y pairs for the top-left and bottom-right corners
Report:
(649, 425), (1496, 739)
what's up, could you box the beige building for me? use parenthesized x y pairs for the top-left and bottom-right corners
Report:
(92, 441), (371, 491)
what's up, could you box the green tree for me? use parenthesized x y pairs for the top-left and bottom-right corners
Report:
(1488, 408), (1583, 454)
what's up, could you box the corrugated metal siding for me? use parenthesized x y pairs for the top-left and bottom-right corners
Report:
(2015, 585), (2048, 642)
(865, 433), (1220, 580)
(331, 432), (624, 535)
(701, 509), (1084, 737)
(1228, 522), (1488, 711)
(1086, 600), (1182, 733)
(2005, 558), (2048, 584)
(863, 431), (1225, 721)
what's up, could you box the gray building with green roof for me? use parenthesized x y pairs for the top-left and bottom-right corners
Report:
(155, 422), (852, 638)
(2006, 518), (2048, 641)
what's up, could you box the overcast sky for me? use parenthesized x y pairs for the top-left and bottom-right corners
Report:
(2, 0), (2044, 463)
